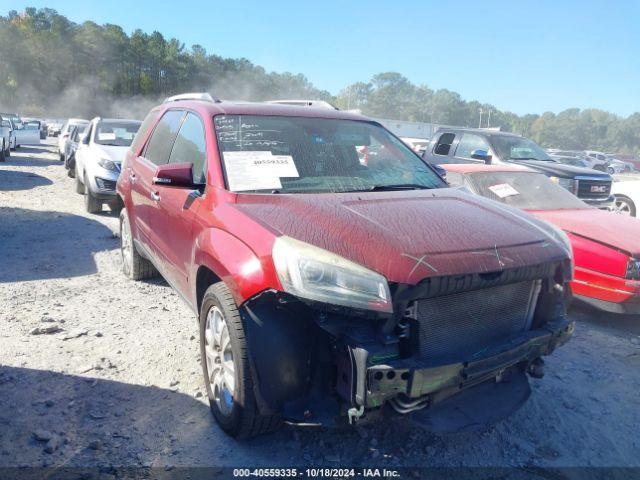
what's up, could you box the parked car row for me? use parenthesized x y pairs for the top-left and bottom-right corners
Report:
(52, 94), (636, 441)
(547, 148), (636, 174)
(60, 117), (141, 213)
(0, 112), (42, 160)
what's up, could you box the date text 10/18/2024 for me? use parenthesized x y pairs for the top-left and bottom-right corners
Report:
(233, 468), (401, 478)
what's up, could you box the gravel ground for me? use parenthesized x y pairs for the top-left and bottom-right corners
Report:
(1, 140), (639, 473)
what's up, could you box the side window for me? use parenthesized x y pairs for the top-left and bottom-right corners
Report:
(454, 133), (491, 159)
(433, 133), (455, 156)
(130, 109), (161, 155)
(168, 112), (207, 184)
(143, 110), (185, 166)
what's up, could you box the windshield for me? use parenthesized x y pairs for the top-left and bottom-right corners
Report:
(468, 171), (588, 210)
(214, 115), (444, 193)
(490, 135), (552, 161)
(94, 121), (141, 147)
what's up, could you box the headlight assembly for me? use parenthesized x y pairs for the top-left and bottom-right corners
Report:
(549, 176), (577, 194)
(626, 259), (640, 280)
(97, 157), (118, 172)
(272, 236), (392, 313)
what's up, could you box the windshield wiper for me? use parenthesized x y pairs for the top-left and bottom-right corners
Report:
(366, 183), (432, 191)
(339, 184), (432, 193)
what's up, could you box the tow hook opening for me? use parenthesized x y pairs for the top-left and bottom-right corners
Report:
(527, 358), (545, 378)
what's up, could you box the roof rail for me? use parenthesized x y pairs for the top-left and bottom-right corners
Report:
(163, 92), (221, 104)
(265, 100), (339, 110)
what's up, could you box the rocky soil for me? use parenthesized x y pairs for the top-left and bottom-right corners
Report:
(1, 141), (639, 476)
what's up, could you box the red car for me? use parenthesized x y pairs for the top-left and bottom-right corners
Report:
(443, 163), (640, 314)
(117, 94), (574, 438)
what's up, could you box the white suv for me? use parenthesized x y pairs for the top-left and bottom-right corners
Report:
(58, 118), (89, 160)
(74, 117), (141, 213)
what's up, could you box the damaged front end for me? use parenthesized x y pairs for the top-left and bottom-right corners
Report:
(239, 257), (574, 429)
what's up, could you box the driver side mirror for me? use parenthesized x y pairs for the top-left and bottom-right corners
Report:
(152, 162), (195, 188)
(471, 149), (492, 164)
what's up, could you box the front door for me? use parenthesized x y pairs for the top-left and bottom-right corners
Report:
(152, 111), (209, 294)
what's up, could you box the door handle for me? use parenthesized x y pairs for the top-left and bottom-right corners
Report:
(129, 173), (136, 183)
(150, 191), (160, 202)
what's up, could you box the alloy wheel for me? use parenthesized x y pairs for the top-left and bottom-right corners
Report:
(612, 198), (632, 216)
(204, 306), (235, 416)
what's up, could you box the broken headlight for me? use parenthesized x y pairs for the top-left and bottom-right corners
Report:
(626, 259), (640, 280)
(272, 235), (392, 313)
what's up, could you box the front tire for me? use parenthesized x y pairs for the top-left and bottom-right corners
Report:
(612, 195), (636, 217)
(200, 283), (282, 438)
(0, 142), (5, 162)
(119, 208), (157, 280)
(75, 169), (84, 194)
(84, 177), (102, 214)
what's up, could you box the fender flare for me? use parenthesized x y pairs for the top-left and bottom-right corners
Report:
(192, 228), (276, 308)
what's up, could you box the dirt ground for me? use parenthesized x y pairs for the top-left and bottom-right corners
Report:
(1, 140), (639, 474)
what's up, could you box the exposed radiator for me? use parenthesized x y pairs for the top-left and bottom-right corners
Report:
(415, 280), (541, 363)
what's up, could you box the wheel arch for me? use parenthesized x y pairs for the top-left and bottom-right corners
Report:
(192, 228), (278, 315)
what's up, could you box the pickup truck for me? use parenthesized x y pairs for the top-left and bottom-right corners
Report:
(423, 128), (614, 208)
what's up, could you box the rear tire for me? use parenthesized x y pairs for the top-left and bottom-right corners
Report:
(119, 208), (158, 280)
(200, 282), (282, 439)
(84, 176), (102, 214)
(0, 142), (5, 162)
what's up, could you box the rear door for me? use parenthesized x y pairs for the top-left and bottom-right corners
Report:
(153, 111), (208, 293)
(426, 132), (460, 164)
(130, 109), (185, 267)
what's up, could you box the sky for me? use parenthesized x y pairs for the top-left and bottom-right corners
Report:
(3, 0), (639, 116)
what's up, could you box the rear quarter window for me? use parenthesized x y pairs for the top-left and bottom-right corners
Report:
(143, 110), (185, 166)
(433, 133), (456, 158)
(130, 109), (161, 156)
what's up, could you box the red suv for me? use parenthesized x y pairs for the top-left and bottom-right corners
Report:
(117, 93), (575, 438)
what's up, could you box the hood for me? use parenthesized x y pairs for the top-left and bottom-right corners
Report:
(514, 160), (611, 179)
(531, 208), (640, 257)
(92, 144), (129, 163)
(235, 188), (570, 284)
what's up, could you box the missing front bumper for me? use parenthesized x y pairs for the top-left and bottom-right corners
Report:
(359, 317), (574, 410)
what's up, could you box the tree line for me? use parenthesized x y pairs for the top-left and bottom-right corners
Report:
(0, 8), (638, 155)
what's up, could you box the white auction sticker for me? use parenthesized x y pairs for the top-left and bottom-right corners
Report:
(223, 151), (299, 192)
(488, 183), (520, 198)
(97, 132), (116, 141)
